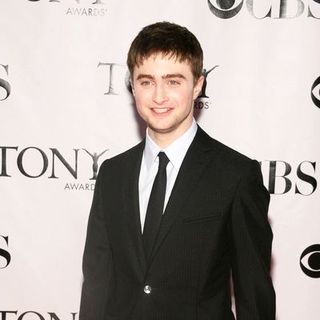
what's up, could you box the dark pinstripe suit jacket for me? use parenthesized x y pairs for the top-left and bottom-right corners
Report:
(79, 126), (275, 320)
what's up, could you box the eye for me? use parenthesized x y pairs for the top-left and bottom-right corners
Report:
(300, 244), (320, 278)
(167, 79), (180, 86)
(311, 76), (320, 109)
(140, 80), (151, 86)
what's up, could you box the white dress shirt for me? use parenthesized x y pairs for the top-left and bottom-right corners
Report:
(138, 119), (198, 231)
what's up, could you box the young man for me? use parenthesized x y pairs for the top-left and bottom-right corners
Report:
(80, 22), (275, 320)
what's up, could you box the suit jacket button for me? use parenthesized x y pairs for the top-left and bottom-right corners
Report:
(144, 285), (152, 294)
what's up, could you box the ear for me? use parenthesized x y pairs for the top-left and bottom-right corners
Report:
(193, 75), (204, 100)
(130, 79), (135, 96)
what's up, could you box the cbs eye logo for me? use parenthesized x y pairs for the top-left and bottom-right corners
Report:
(207, 0), (243, 19)
(311, 76), (320, 109)
(300, 244), (320, 278)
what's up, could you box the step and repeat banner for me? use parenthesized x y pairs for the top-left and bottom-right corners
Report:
(1, 0), (319, 319)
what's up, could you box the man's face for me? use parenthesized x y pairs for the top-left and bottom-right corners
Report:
(131, 54), (203, 144)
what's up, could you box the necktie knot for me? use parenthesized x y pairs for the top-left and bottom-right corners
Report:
(158, 152), (169, 171)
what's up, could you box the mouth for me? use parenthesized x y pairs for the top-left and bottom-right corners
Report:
(151, 107), (172, 115)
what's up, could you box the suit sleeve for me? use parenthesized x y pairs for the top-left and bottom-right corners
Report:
(79, 164), (113, 320)
(230, 160), (276, 320)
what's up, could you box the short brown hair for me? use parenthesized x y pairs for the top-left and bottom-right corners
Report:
(127, 22), (203, 80)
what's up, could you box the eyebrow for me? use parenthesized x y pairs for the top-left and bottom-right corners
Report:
(163, 73), (186, 80)
(135, 73), (186, 81)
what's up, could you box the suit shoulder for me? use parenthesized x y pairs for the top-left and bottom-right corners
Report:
(213, 138), (252, 164)
(198, 128), (258, 175)
(200, 128), (252, 160)
(98, 140), (144, 173)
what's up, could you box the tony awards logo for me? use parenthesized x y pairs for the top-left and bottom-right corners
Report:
(82, 148), (108, 179)
(0, 311), (78, 320)
(194, 65), (218, 110)
(27, 0), (108, 17)
(0, 146), (109, 191)
(98, 62), (128, 95)
(199, 66), (219, 99)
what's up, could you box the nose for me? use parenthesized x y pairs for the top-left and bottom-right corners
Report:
(153, 84), (168, 104)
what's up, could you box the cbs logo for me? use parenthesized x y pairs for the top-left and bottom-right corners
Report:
(311, 76), (320, 109)
(300, 244), (320, 278)
(0, 235), (11, 269)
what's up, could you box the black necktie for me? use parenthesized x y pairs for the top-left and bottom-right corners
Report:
(143, 152), (169, 261)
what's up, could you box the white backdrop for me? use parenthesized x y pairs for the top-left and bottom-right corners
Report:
(1, 1), (320, 319)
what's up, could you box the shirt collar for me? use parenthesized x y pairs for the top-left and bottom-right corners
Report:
(144, 119), (198, 170)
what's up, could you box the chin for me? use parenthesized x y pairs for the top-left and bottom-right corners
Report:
(150, 126), (172, 134)
(150, 123), (179, 135)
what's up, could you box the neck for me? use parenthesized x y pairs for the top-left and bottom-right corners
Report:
(148, 120), (193, 149)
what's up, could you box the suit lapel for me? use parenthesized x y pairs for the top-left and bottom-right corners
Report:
(122, 128), (221, 274)
(148, 127), (219, 264)
(122, 141), (147, 277)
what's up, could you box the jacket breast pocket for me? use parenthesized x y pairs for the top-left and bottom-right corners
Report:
(182, 212), (222, 224)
